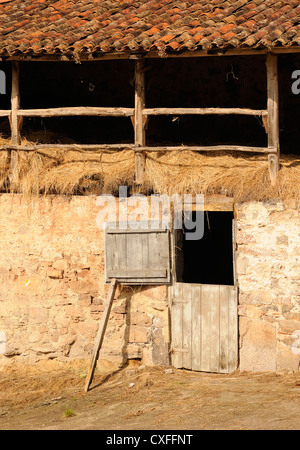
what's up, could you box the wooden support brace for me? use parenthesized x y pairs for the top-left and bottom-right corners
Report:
(134, 59), (146, 185)
(9, 61), (20, 184)
(18, 106), (135, 117)
(85, 278), (118, 392)
(266, 53), (280, 185)
(268, 153), (279, 183)
(143, 107), (268, 116)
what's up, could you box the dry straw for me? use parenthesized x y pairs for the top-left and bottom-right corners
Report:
(0, 136), (299, 203)
(144, 150), (300, 203)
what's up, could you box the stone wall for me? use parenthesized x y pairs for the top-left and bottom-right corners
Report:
(0, 194), (299, 373)
(236, 201), (300, 372)
(0, 194), (169, 369)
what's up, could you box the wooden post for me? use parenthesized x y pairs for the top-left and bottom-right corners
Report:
(84, 278), (118, 392)
(134, 59), (146, 184)
(10, 61), (20, 184)
(266, 53), (280, 185)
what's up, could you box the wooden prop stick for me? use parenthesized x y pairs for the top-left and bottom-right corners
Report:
(85, 278), (118, 392)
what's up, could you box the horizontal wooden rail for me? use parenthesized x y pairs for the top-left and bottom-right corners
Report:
(106, 269), (167, 278)
(0, 143), (276, 154)
(0, 107), (268, 118)
(138, 145), (275, 154)
(0, 107), (268, 119)
(0, 110), (11, 117)
(143, 107), (268, 116)
(17, 107), (135, 117)
(0, 143), (136, 151)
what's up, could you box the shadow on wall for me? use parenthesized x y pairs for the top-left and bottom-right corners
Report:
(116, 285), (170, 367)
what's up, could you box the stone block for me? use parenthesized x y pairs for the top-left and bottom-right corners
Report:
(130, 312), (152, 326)
(236, 255), (248, 275)
(150, 302), (167, 311)
(239, 288), (272, 305)
(68, 279), (94, 294)
(91, 296), (104, 306)
(113, 301), (127, 314)
(129, 325), (149, 344)
(78, 293), (92, 307)
(89, 305), (104, 317)
(29, 307), (49, 324)
(277, 341), (300, 372)
(276, 234), (289, 246)
(239, 318), (277, 372)
(125, 344), (142, 359)
(47, 268), (63, 279)
(113, 312), (125, 324)
(52, 259), (69, 271)
(151, 327), (169, 366)
(141, 285), (168, 301)
(65, 305), (84, 322)
(16, 275), (43, 293)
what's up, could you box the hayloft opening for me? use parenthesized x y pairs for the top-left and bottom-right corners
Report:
(0, 56), (268, 147)
(145, 56), (267, 148)
(0, 60), (135, 143)
(0, 53), (298, 168)
(278, 53), (300, 156)
(177, 211), (234, 286)
(20, 60), (135, 144)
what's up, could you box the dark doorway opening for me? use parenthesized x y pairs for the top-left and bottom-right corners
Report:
(177, 211), (234, 286)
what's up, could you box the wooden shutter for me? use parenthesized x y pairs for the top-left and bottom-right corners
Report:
(105, 224), (171, 284)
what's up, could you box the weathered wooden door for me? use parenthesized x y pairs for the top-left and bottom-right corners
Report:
(105, 224), (171, 285)
(171, 283), (238, 373)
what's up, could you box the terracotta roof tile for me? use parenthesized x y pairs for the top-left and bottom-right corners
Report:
(0, 0), (300, 57)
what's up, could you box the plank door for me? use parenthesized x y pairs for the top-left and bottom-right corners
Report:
(171, 283), (238, 373)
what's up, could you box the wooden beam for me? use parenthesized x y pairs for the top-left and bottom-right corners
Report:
(146, 46), (300, 59)
(4, 52), (134, 62)
(138, 145), (274, 154)
(10, 61), (20, 184)
(266, 53), (280, 184)
(17, 106), (135, 117)
(134, 59), (146, 184)
(0, 143), (136, 151)
(143, 107), (268, 116)
(10, 62), (20, 145)
(0, 143), (274, 153)
(85, 278), (118, 392)
(106, 269), (167, 278)
(0, 110), (11, 117)
(4, 45), (300, 63)
(145, 48), (267, 59)
(268, 153), (279, 184)
(184, 194), (234, 211)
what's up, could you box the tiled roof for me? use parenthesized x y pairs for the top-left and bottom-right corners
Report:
(0, 0), (300, 57)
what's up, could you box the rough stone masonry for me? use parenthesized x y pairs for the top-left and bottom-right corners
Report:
(0, 194), (169, 369)
(0, 194), (299, 373)
(236, 201), (300, 372)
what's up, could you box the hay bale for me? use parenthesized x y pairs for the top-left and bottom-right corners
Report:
(0, 136), (299, 203)
(17, 145), (135, 196)
(143, 151), (300, 203)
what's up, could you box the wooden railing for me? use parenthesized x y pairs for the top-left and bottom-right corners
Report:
(0, 54), (280, 185)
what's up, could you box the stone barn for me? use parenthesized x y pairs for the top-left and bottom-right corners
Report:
(0, 0), (299, 375)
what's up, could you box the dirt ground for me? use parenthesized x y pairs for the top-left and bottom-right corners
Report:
(0, 359), (299, 431)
